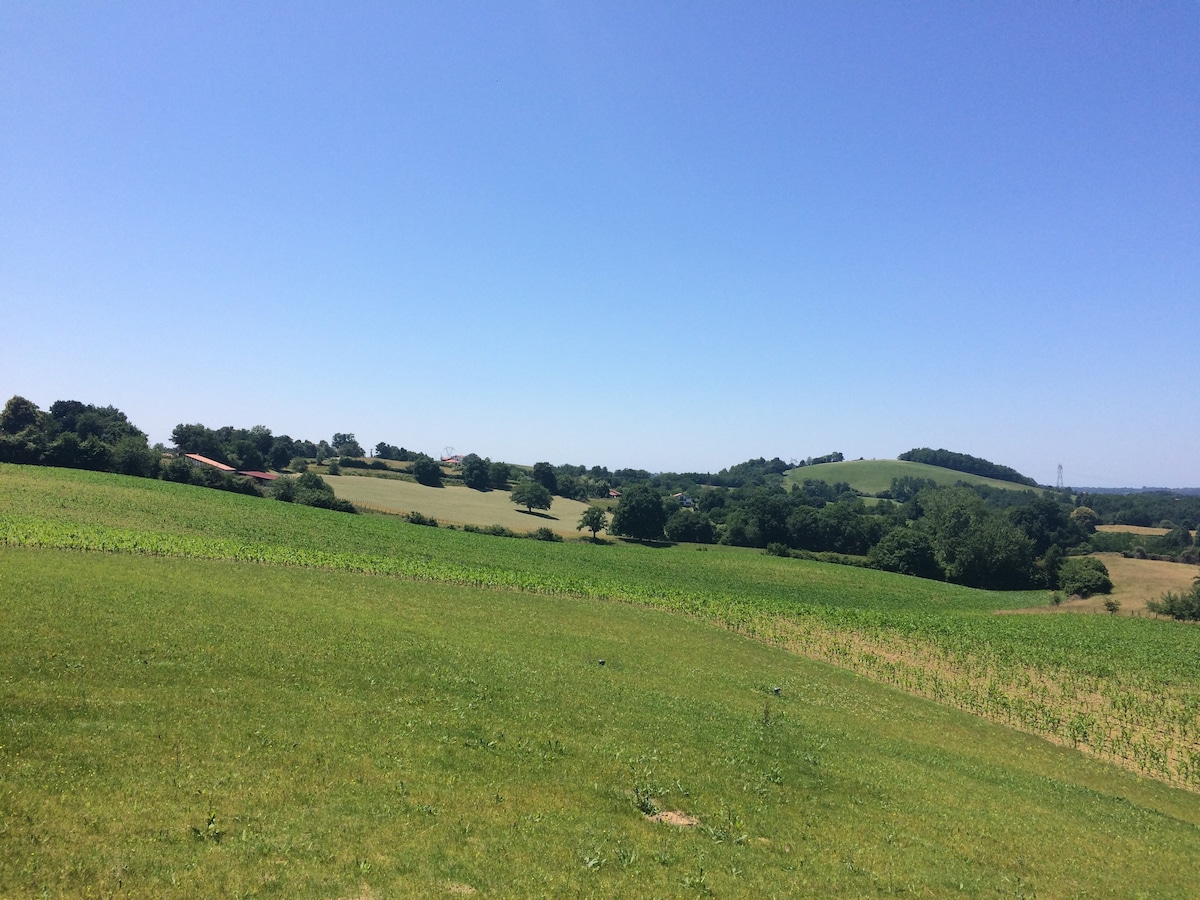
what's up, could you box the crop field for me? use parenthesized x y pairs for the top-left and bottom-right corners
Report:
(322, 473), (595, 536)
(784, 459), (1038, 495)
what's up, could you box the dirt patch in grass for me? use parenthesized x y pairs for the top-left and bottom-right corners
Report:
(647, 810), (700, 826)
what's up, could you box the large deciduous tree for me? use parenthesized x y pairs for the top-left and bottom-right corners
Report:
(461, 453), (491, 491)
(1, 395), (42, 434)
(610, 483), (667, 541)
(410, 455), (443, 487)
(531, 462), (557, 494)
(511, 479), (552, 513)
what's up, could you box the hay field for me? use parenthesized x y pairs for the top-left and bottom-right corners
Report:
(324, 473), (595, 536)
(1096, 524), (1172, 536)
(1017, 553), (1200, 617)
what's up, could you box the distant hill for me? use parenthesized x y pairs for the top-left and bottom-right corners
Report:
(1075, 487), (1200, 496)
(784, 458), (1043, 497)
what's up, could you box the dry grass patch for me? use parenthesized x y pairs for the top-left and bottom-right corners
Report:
(1096, 524), (1172, 536)
(323, 474), (594, 536)
(1091, 553), (1197, 616)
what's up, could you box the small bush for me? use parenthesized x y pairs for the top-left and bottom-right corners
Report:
(531, 527), (562, 542)
(404, 511), (439, 527)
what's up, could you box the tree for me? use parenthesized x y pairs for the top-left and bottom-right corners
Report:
(332, 433), (364, 458)
(410, 455), (443, 487)
(511, 479), (552, 513)
(489, 461), (511, 489)
(531, 462), (558, 494)
(868, 526), (942, 580)
(1, 395), (42, 434)
(461, 453), (491, 491)
(1162, 523), (1194, 549)
(1069, 506), (1100, 534)
(664, 509), (715, 544)
(1057, 556), (1113, 598)
(917, 486), (1035, 589)
(578, 506), (608, 539)
(610, 482), (667, 541)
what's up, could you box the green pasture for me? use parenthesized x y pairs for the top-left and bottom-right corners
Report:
(2, 463), (1200, 812)
(785, 459), (1041, 496)
(323, 473), (595, 536)
(4, 548), (1200, 898)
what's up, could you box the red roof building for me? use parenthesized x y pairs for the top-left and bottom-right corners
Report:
(184, 453), (236, 472)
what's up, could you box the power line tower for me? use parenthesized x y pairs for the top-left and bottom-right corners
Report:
(1056, 464), (1064, 490)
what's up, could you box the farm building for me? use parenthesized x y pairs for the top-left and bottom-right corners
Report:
(237, 470), (279, 486)
(183, 453), (236, 473)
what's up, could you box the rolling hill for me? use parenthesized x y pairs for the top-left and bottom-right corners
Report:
(785, 458), (1045, 496)
(3, 463), (1199, 897)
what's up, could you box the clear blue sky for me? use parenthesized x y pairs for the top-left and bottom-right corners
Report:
(2, 2), (1197, 486)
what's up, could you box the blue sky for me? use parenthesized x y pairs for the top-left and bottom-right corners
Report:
(2, 2), (1197, 486)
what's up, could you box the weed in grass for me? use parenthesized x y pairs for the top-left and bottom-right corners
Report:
(680, 866), (712, 894)
(191, 811), (222, 843)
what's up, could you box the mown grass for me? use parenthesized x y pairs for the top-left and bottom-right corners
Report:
(784, 459), (1039, 495)
(3, 464), (1199, 787)
(322, 473), (596, 536)
(4, 549), (1200, 898)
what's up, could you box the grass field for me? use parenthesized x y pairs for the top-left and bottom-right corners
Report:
(323, 474), (595, 536)
(5, 552), (1200, 898)
(2, 464), (1199, 789)
(4, 464), (1200, 895)
(784, 459), (1040, 496)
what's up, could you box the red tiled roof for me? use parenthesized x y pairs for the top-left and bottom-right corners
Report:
(184, 453), (236, 472)
(237, 470), (278, 481)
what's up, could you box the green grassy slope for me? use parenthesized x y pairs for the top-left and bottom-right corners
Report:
(2, 464), (1199, 787)
(785, 458), (1042, 495)
(4, 548), (1200, 898)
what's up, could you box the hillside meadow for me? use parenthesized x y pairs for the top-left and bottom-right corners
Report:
(3, 464), (1200, 896)
(322, 473), (594, 537)
(784, 459), (1038, 496)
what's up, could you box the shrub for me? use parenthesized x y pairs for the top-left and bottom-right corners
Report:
(404, 511), (439, 527)
(1146, 577), (1200, 620)
(1057, 556), (1112, 598)
(531, 527), (562, 542)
